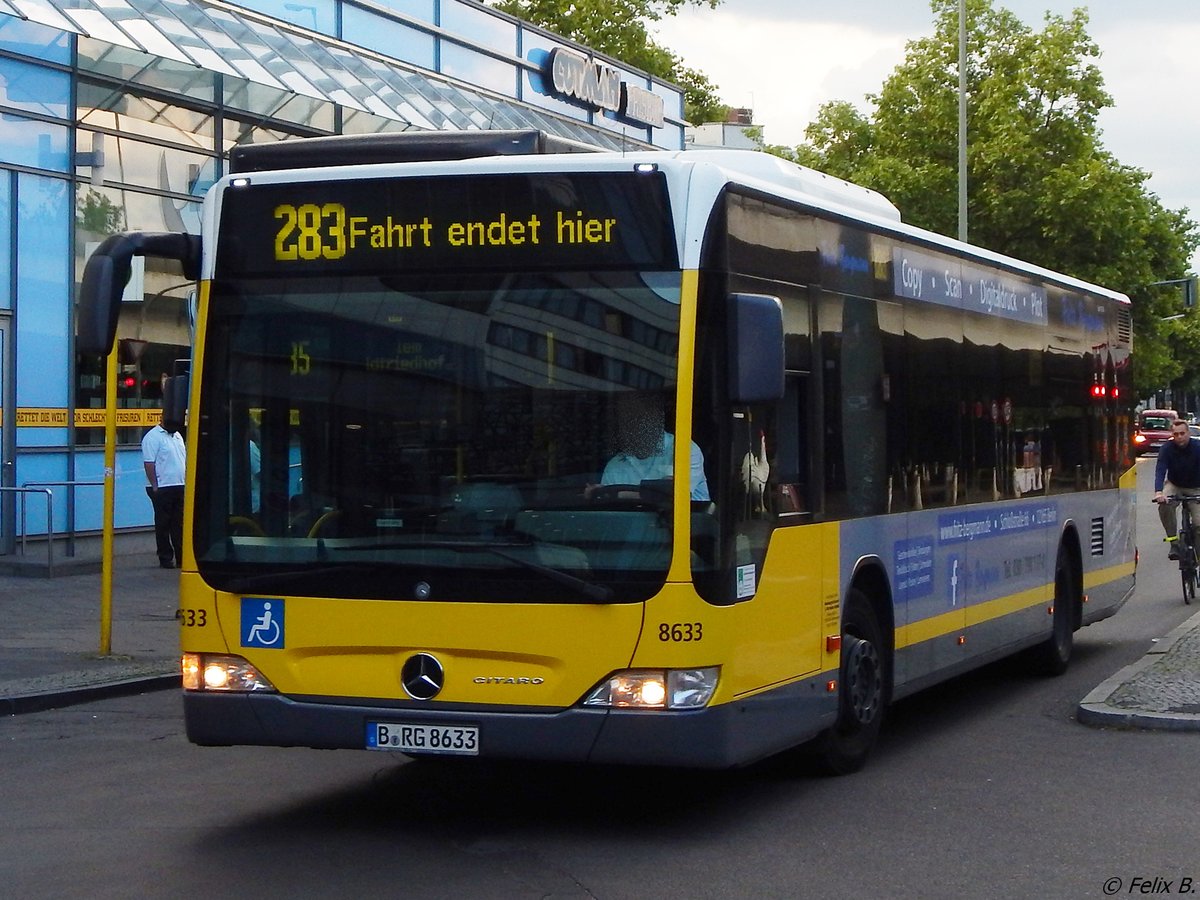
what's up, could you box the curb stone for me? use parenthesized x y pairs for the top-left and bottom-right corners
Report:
(1077, 609), (1200, 731)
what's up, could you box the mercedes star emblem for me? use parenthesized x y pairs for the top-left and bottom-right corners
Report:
(401, 653), (444, 700)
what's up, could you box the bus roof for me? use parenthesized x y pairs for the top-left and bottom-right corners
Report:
(661, 148), (1131, 306)
(229, 129), (599, 174)
(214, 136), (1129, 305)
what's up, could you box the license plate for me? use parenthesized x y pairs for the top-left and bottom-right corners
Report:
(366, 721), (479, 756)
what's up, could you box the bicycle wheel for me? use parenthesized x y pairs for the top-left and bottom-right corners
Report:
(1183, 549), (1196, 605)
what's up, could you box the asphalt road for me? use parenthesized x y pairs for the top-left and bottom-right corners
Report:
(2, 459), (1196, 899)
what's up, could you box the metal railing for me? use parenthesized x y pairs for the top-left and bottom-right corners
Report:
(0, 486), (53, 574)
(23, 480), (105, 559)
(1, 480), (106, 575)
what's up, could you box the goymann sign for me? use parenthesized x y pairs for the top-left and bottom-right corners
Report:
(545, 47), (665, 130)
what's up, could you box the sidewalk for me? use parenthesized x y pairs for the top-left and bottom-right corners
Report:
(1077, 609), (1200, 730)
(0, 532), (181, 715)
(3, 533), (1200, 729)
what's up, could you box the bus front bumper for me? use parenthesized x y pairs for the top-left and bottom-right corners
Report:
(183, 679), (836, 769)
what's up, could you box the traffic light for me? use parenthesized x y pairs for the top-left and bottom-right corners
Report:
(117, 365), (141, 397)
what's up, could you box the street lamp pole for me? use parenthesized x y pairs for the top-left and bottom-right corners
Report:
(958, 0), (968, 243)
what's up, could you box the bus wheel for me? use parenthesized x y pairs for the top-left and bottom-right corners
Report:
(810, 589), (887, 775)
(1030, 546), (1075, 676)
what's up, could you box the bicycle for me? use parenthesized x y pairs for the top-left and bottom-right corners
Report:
(1162, 494), (1200, 604)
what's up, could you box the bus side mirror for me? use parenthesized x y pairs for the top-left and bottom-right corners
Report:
(77, 232), (201, 355)
(727, 293), (785, 403)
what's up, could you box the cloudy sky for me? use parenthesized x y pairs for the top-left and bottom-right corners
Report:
(655, 1), (1200, 270)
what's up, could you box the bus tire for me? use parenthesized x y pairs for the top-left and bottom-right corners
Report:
(1030, 545), (1076, 676)
(810, 588), (887, 775)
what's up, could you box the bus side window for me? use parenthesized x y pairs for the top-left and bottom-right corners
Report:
(774, 374), (808, 517)
(733, 408), (775, 519)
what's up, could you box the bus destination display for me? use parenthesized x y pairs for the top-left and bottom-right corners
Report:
(215, 171), (678, 277)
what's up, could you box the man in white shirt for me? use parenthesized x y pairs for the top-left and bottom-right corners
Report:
(142, 418), (187, 568)
(597, 392), (709, 501)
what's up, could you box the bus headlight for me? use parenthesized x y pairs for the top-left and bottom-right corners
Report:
(582, 667), (719, 709)
(182, 653), (276, 692)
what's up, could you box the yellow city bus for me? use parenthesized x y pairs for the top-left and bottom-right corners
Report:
(78, 131), (1135, 772)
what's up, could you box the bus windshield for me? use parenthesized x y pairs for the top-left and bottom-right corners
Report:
(193, 269), (685, 603)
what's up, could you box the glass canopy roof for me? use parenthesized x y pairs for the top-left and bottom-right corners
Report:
(0, 0), (640, 150)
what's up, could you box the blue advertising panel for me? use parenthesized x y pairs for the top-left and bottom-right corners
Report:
(892, 247), (1047, 325)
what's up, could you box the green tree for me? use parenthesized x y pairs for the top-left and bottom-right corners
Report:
(486, 0), (726, 124)
(76, 189), (126, 235)
(775, 0), (1198, 397)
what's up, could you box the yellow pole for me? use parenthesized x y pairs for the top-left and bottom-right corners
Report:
(100, 344), (117, 656)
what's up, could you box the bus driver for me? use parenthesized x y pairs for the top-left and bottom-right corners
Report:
(591, 392), (709, 501)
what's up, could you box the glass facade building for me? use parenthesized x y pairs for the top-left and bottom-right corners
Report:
(0, 0), (685, 550)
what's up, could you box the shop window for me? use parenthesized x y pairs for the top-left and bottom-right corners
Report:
(75, 341), (189, 446)
(0, 57), (69, 118)
(649, 81), (684, 122)
(76, 183), (201, 249)
(0, 17), (71, 65)
(371, 0), (435, 24)
(222, 79), (334, 133)
(101, 134), (214, 198)
(0, 173), (10, 310)
(339, 109), (416, 135)
(343, 6), (436, 70)
(0, 114), (68, 172)
(521, 61), (589, 124)
(74, 180), (197, 446)
(17, 174), (70, 448)
(653, 122), (686, 150)
(441, 43), (518, 98)
(78, 39), (215, 103)
(77, 83), (216, 149)
(441, 0), (518, 55)
(225, 0), (336, 35)
(223, 118), (315, 153)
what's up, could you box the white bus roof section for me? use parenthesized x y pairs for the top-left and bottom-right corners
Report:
(206, 145), (1130, 306)
(663, 149), (1130, 306)
(675, 148), (902, 223)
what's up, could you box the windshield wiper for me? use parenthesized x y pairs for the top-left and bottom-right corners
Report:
(457, 542), (614, 603)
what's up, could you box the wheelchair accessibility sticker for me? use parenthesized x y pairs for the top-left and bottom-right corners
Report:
(241, 597), (284, 649)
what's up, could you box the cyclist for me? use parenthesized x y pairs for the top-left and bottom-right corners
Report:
(1152, 418), (1200, 558)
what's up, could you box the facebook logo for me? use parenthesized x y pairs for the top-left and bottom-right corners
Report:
(947, 556), (963, 608)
